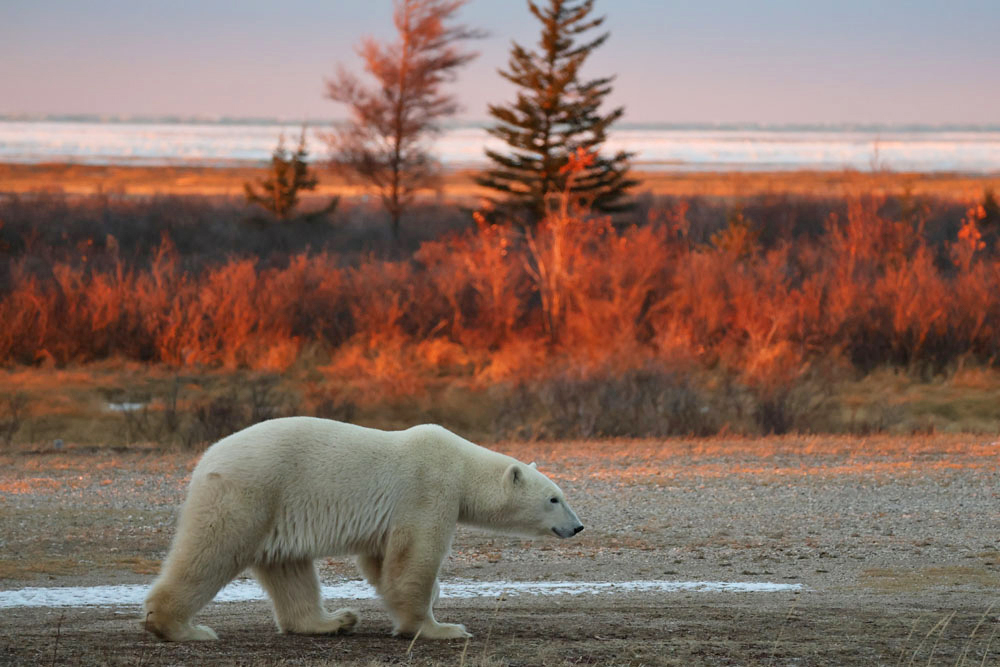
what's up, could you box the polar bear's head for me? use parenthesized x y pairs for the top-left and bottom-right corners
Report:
(500, 462), (584, 539)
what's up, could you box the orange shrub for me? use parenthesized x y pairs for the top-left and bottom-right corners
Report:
(2, 191), (1000, 391)
(560, 222), (672, 369)
(416, 221), (528, 349)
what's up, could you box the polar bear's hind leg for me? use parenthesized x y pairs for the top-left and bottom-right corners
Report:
(253, 558), (359, 635)
(143, 525), (248, 641)
(357, 554), (384, 593)
(143, 473), (266, 641)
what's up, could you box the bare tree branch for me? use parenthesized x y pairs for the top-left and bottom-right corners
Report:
(325, 0), (484, 240)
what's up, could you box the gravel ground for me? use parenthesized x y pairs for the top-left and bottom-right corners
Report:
(1, 434), (999, 665)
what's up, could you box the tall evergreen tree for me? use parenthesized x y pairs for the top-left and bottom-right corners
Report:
(476, 0), (637, 222)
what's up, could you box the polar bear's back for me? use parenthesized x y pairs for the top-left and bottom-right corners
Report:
(188, 417), (423, 560)
(195, 416), (405, 486)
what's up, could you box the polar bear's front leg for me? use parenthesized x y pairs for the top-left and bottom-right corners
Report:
(388, 579), (469, 640)
(380, 527), (470, 640)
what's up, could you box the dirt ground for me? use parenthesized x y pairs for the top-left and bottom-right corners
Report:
(1, 434), (999, 666)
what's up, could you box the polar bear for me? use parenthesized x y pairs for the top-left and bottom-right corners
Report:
(143, 417), (583, 642)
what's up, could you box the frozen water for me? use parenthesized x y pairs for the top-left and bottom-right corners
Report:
(0, 579), (803, 609)
(2, 118), (1000, 172)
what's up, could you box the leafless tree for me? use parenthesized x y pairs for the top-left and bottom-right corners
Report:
(325, 0), (482, 240)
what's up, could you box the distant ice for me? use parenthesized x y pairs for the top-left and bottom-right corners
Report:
(0, 579), (803, 609)
(2, 119), (1000, 172)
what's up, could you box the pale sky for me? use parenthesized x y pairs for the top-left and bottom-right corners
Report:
(2, 0), (998, 125)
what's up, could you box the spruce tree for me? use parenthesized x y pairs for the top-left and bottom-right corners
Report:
(245, 130), (338, 221)
(476, 0), (637, 222)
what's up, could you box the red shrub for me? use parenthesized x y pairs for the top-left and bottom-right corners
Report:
(2, 192), (999, 388)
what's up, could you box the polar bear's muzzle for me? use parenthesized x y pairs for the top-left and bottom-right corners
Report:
(551, 502), (584, 538)
(552, 523), (584, 538)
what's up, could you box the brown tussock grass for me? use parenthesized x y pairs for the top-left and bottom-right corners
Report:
(3, 163), (999, 202)
(114, 556), (160, 575)
(864, 566), (1000, 593)
(0, 558), (82, 579)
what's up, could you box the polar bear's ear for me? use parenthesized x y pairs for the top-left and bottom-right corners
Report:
(528, 462), (537, 469)
(504, 463), (524, 488)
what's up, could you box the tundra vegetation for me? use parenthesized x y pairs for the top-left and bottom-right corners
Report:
(2, 171), (999, 445)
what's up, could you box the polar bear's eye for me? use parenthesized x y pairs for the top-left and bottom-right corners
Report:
(550, 497), (559, 504)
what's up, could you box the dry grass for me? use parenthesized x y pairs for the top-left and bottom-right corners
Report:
(2, 362), (1000, 449)
(4, 429), (992, 478)
(3, 163), (999, 201)
(497, 433), (1000, 486)
(114, 556), (161, 575)
(863, 566), (1000, 593)
(0, 558), (81, 579)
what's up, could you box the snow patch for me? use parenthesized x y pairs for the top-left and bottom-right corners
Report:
(0, 579), (803, 609)
(105, 402), (147, 413)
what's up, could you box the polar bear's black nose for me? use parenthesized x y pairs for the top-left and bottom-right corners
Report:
(573, 525), (584, 535)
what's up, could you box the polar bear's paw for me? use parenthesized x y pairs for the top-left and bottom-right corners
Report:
(284, 608), (360, 635)
(410, 621), (472, 640)
(186, 624), (220, 641)
(324, 608), (360, 634)
(144, 619), (219, 642)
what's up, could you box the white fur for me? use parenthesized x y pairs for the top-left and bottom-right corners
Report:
(143, 417), (583, 641)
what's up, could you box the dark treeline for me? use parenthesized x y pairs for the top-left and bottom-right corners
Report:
(0, 189), (979, 285)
